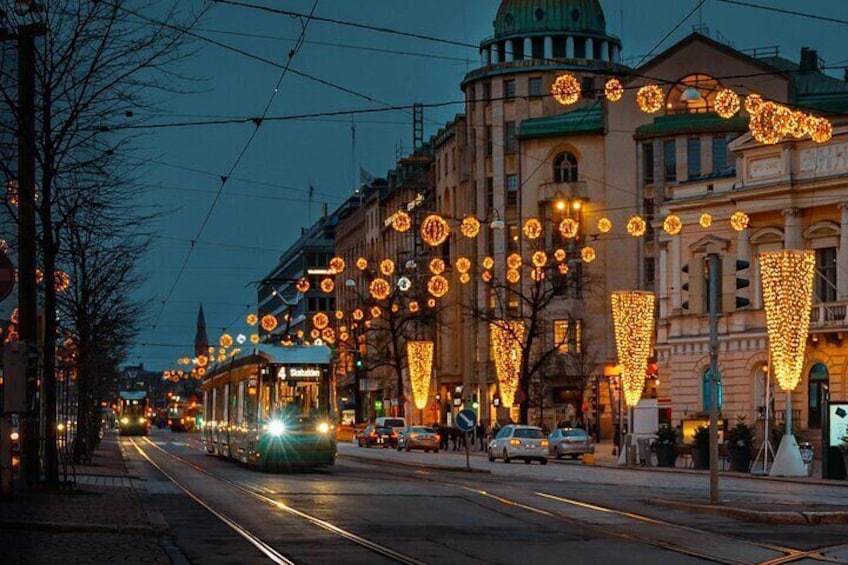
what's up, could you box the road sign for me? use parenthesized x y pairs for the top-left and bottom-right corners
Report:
(456, 408), (476, 432)
(0, 253), (14, 302)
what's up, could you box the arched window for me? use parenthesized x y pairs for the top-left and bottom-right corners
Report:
(702, 368), (723, 412)
(554, 152), (578, 183)
(667, 74), (721, 115)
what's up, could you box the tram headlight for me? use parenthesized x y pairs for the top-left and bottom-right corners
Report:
(10, 431), (19, 442)
(120, 417), (129, 425)
(317, 422), (331, 434)
(138, 417), (146, 424)
(267, 420), (285, 437)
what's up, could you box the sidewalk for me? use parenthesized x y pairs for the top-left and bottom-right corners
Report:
(0, 432), (170, 565)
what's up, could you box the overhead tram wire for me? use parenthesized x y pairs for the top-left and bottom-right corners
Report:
(634, 0), (706, 68)
(714, 0), (848, 26)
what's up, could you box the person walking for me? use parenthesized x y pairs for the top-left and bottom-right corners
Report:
(476, 422), (486, 451)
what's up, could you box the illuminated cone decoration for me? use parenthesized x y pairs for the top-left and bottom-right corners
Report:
(490, 321), (524, 408)
(610, 291), (656, 407)
(407, 341), (434, 410)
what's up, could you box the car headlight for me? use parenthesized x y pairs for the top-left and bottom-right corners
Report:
(120, 417), (129, 425)
(10, 431), (19, 441)
(138, 417), (146, 424)
(267, 420), (285, 436)
(317, 422), (330, 434)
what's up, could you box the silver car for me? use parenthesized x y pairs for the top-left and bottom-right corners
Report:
(548, 427), (595, 460)
(488, 425), (549, 464)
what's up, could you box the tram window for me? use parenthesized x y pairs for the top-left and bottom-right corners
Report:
(243, 383), (256, 424)
(237, 382), (245, 423)
(275, 381), (322, 417)
(260, 383), (272, 420)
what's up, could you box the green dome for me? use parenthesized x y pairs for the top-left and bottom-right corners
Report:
(494, 0), (608, 38)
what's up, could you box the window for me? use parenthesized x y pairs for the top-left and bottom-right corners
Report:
(815, 247), (837, 303)
(553, 152), (578, 183)
(712, 135), (729, 173)
(554, 319), (583, 354)
(664, 139), (676, 182)
(486, 177), (494, 211)
(554, 320), (568, 353)
(687, 136), (701, 179)
(485, 126), (493, 156)
(508, 223), (519, 252)
(506, 174), (518, 206)
(504, 121), (517, 154)
(702, 369), (723, 412)
(643, 142), (654, 184)
(482, 82), (490, 103)
(644, 198), (655, 241)
(529, 77), (543, 97)
(644, 257), (656, 288)
(581, 76), (594, 99)
(504, 79), (516, 99)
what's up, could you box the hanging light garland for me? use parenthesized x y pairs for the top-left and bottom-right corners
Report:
(261, 315), (278, 332)
(760, 250), (815, 391)
(604, 78), (623, 102)
(581, 247), (596, 263)
(461, 216), (481, 238)
(531, 251), (548, 268)
(407, 341), (434, 410)
(699, 213), (713, 229)
(626, 216), (646, 237)
(455, 257), (471, 273)
(429, 257), (446, 275)
(749, 100), (791, 145)
(320, 278), (335, 294)
(391, 211), (412, 233)
(522, 218), (543, 240)
(730, 211), (750, 232)
(356, 257), (368, 270)
(559, 218), (579, 239)
(636, 84), (664, 113)
(490, 321), (525, 408)
(369, 278), (391, 300)
(597, 217), (612, 233)
(663, 215), (683, 236)
(379, 259), (395, 276)
(296, 277), (310, 293)
(506, 268), (521, 284)
(744, 93), (763, 114)
(610, 291), (656, 407)
(421, 215), (451, 246)
(810, 117), (833, 143)
(482, 256), (495, 270)
(551, 73), (581, 106)
(428, 275), (449, 298)
(329, 256), (346, 274)
(312, 312), (329, 330)
(714, 88), (741, 118)
(507, 253), (523, 270)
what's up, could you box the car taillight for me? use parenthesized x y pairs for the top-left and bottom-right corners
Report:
(509, 439), (521, 446)
(540, 439), (549, 447)
(391, 431), (397, 438)
(369, 431), (377, 437)
(410, 433), (419, 439)
(434, 434), (440, 442)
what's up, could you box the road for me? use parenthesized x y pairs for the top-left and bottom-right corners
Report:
(125, 429), (848, 565)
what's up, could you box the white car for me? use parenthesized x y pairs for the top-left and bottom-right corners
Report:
(488, 424), (549, 464)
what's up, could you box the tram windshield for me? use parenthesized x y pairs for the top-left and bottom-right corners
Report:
(121, 398), (146, 417)
(261, 364), (330, 423)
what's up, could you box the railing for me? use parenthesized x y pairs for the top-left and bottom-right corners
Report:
(810, 301), (848, 329)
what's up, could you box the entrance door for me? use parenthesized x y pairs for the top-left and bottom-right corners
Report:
(808, 363), (828, 428)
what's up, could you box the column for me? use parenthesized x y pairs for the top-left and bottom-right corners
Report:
(523, 37), (532, 60)
(566, 36), (574, 58)
(600, 40), (609, 62)
(504, 39), (514, 63)
(481, 47), (490, 67)
(782, 208), (802, 250)
(491, 43), (500, 65)
(585, 37), (595, 59)
(839, 203), (848, 299)
(544, 36), (553, 60)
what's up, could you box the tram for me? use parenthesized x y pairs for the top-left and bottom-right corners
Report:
(118, 391), (149, 436)
(201, 344), (336, 470)
(166, 396), (200, 432)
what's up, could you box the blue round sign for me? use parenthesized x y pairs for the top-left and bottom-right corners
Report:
(456, 409), (477, 432)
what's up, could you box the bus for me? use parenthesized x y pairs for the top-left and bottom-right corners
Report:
(201, 344), (336, 471)
(118, 391), (149, 436)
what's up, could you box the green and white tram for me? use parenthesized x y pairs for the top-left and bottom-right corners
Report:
(201, 345), (336, 470)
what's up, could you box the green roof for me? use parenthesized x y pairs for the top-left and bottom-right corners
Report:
(635, 113), (748, 139)
(494, 0), (607, 39)
(518, 105), (603, 138)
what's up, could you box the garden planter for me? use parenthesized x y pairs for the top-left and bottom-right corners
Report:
(693, 445), (710, 469)
(655, 444), (676, 467)
(728, 447), (751, 472)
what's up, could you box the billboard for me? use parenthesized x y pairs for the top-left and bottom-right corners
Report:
(829, 402), (848, 447)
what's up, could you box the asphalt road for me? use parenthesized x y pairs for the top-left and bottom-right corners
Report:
(125, 429), (848, 565)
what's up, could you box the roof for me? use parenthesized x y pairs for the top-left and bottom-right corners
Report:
(518, 104), (603, 138)
(240, 344), (331, 365)
(494, 0), (608, 39)
(634, 113), (748, 139)
(757, 56), (848, 113)
(119, 391), (147, 400)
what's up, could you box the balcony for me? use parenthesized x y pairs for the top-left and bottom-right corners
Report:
(538, 181), (588, 204)
(810, 301), (848, 330)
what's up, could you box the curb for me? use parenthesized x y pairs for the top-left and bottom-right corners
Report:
(0, 519), (166, 535)
(646, 498), (848, 525)
(338, 453), (491, 474)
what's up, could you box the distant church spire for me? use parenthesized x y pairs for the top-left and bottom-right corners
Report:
(194, 304), (209, 357)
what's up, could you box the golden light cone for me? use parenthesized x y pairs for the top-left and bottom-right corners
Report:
(610, 291), (656, 407)
(490, 321), (524, 408)
(407, 341), (434, 410)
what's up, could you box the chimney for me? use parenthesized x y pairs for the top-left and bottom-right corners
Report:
(322, 202), (328, 217)
(844, 68), (848, 83)
(799, 47), (819, 72)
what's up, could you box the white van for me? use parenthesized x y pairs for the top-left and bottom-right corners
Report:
(375, 417), (407, 433)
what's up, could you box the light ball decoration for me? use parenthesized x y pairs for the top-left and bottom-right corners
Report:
(54, 270), (70, 292)
(391, 211), (412, 233)
(759, 250), (815, 391)
(35, 268), (44, 284)
(558, 263), (570, 275)
(407, 341), (435, 410)
(610, 291), (657, 407)
(329, 256), (346, 274)
(714, 88), (741, 118)
(810, 117), (833, 143)
(522, 218), (543, 240)
(730, 210), (750, 232)
(636, 84), (664, 113)
(196, 355), (208, 368)
(219, 334), (233, 348)
(312, 312), (329, 330)
(506, 268), (521, 284)
(531, 251), (548, 268)
(626, 216), (646, 237)
(261, 314), (278, 332)
(581, 247), (596, 263)
(427, 275), (449, 298)
(482, 256), (495, 270)
(335, 310), (344, 320)
(597, 217), (612, 234)
(296, 277), (310, 293)
(380, 259), (396, 276)
(370, 306), (382, 319)
(663, 215), (683, 236)
(749, 100), (791, 145)
(699, 212), (713, 229)
(246, 313), (258, 326)
(237, 334), (246, 345)
(604, 78), (624, 102)
(310, 329), (320, 340)
(455, 257), (471, 274)
(321, 328), (336, 343)
(489, 321), (525, 408)
(482, 270), (493, 283)
(409, 301), (420, 313)
(551, 73), (581, 106)
(554, 248), (567, 262)
(559, 218), (580, 239)
(427, 298), (437, 308)
(744, 93), (763, 115)
(420, 214), (451, 247)
(429, 257), (446, 275)
(531, 267), (545, 281)
(460, 273), (471, 285)
(352, 308), (364, 321)
(250, 334), (260, 344)
(320, 278), (335, 294)
(356, 257), (368, 271)
(369, 278), (391, 301)
(391, 303), (399, 313)
(461, 216), (481, 238)
(507, 253), (523, 270)
(397, 276), (412, 292)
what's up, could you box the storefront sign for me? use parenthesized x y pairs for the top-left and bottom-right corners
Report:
(748, 156), (781, 180)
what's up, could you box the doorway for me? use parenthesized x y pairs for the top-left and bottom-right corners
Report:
(808, 363), (828, 428)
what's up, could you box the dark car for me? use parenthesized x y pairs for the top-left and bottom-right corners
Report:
(357, 425), (398, 448)
(397, 426), (440, 452)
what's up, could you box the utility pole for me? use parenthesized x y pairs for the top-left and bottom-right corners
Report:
(707, 252), (720, 504)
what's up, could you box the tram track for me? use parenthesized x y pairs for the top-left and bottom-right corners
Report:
(130, 437), (426, 565)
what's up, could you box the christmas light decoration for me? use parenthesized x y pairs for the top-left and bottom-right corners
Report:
(759, 250), (815, 391)
(610, 291), (656, 407)
(261, 314), (277, 332)
(429, 258), (446, 275)
(353, 308), (364, 321)
(397, 276), (412, 292)
(531, 251), (548, 267)
(581, 247), (596, 263)
(558, 263), (570, 275)
(554, 248), (567, 262)
(370, 306), (382, 318)
(663, 215), (682, 236)
(407, 341), (434, 409)
(604, 78), (623, 102)
(810, 117), (833, 143)
(369, 278), (391, 300)
(409, 301), (419, 313)
(329, 256), (345, 274)
(35, 269), (43, 284)
(55, 270), (70, 292)
(531, 267), (545, 281)
(490, 321), (525, 408)
(310, 329), (320, 340)
(246, 313), (258, 326)
(699, 213), (713, 229)
(626, 216), (646, 237)
(482, 270), (493, 283)
(507, 253), (523, 270)
(597, 217), (612, 234)
(714, 88), (741, 118)
(313, 312), (329, 330)
(391, 303), (399, 313)
(320, 278), (335, 294)
(551, 73), (581, 106)
(391, 211), (412, 233)
(461, 216), (481, 238)
(455, 257), (471, 273)
(744, 93), (763, 114)
(322, 328), (336, 343)
(296, 277), (310, 293)
(636, 84), (664, 113)
(196, 355), (208, 368)
(380, 259), (395, 276)
(730, 211), (750, 232)
(427, 298), (437, 308)
(522, 218), (543, 240)
(250, 334), (260, 344)
(356, 257), (368, 270)
(482, 256), (495, 270)
(219, 334), (233, 348)
(237, 334), (246, 345)
(460, 273), (471, 284)
(749, 100), (791, 145)
(335, 310), (344, 320)
(559, 218), (579, 239)
(506, 269), (520, 284)
(421, 215), (450, 246)
(428, 275), (449, 298)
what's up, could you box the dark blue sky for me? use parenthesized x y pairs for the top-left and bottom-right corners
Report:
(131, 0), (847, 370)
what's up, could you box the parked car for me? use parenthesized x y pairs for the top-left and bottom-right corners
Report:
(548, 427), (595, 460)
(375, 417), (407, 435)
(357, 425), (398, 448)
(397, 426), (440, 452)
(488, 424), (549, 464)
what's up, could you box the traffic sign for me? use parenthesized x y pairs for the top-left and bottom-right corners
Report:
(456, 408), (476, 432)
(0, 253), (14, 302)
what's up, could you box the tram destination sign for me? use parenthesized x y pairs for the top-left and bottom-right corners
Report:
(277, 366), (322, 380)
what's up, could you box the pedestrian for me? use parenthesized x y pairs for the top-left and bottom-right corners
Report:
(451, 427), (459, 451)
(612, 424), (620, 456)
(476, 422), (485, 451)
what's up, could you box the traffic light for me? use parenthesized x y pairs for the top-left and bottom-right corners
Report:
(734, 259), (751, 309)
(680, 260), (705, 314)
(471, 394), (479, 410)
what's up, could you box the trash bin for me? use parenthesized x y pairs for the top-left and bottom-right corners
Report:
(798, 442), (814, 477)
